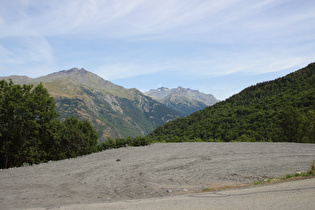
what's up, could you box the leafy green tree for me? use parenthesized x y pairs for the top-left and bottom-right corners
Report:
(278, 107), (302, 142)
(298, 110), (315, 143)
(60, 117), (98, 158)
(0, 80), (99, 168)
(132, 136), (150, 146)
(100, 137), (116, 150)
(22, 83), (59, 164)
(0, 80), (21, 167)
(115, 137), (127, 148)
(0, 80), (58, 167)
(306, 111), (315, 143)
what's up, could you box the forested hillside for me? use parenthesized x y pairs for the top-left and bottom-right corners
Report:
(148, 63), (315, 143)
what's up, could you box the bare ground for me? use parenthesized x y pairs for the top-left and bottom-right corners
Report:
(1, 142), (315, 209)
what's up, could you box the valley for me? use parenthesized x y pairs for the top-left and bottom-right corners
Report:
(1, 69), (186, 141)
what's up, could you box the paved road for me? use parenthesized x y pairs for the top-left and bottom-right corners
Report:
(38, 178), (315, 210)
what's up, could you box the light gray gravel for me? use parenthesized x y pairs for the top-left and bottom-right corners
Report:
(39, 177), (315, 210)
(1, 142), (314, 209)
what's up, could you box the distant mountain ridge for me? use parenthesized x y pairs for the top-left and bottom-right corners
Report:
(0, 68), (183, 141)
(146, 86), (219, 115)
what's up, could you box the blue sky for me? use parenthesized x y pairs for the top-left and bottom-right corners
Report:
(0, 0), (314, 100)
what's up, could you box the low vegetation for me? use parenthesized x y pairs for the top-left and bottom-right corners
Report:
(98, 136), (150, 150)
(203, 161), (315, 192)
(259, 161), (315, 185)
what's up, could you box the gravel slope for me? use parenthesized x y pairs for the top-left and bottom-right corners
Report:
(1, 142), (315, 209)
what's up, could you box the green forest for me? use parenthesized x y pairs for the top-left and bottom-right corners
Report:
(147, 62), (315, 143)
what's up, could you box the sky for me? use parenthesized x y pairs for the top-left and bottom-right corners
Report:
(1, 0), (315, 100)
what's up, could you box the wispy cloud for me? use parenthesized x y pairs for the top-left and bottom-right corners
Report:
(1, 0), (231, 37)
(0, 35), (55, 77)
(2, 0), (315, 42)
(2, 0), (292, 38)
(94, 60), (179, 80)
(0, 0), (314, 98)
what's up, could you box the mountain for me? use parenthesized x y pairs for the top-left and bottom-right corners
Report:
(145, 86), (219, 116)
(148, 63), (315, 143)
(0, 68), (183, 141)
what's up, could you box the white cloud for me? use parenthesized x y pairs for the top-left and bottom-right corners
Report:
(94, 60), (178, 80)
(0, 0), (249, 38)
(1, 0), (314, 42)
(0, 35), (56, 77)
(95, 64), (142, 80)
(0, 0), (314, 81)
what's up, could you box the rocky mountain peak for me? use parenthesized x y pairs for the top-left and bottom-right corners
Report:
(52, 67), (90, 77)
(66, 67), (88, 74)
(159, 87), (169, 91)
(145, 86), (219, 116)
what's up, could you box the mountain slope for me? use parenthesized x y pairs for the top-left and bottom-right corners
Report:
(1, 68), (183, 141)
(145, 86), (219, 115)
(148, 63), (315, 143)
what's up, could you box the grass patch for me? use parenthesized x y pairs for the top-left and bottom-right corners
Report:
(254, 181), (264, 185)
(309, 161), (315, 175)
(198, 161), (315, 194)
(280, 162), (315, 180)
(285, 174), (293, 179)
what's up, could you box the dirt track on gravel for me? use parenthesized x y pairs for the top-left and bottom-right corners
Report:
(1, 142), (315, 209)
